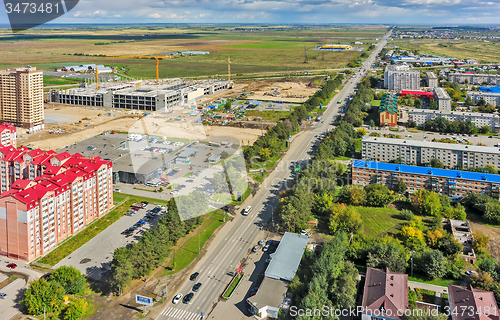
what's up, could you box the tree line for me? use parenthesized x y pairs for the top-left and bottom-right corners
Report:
(109, 197), (203, 294)
(420, 117), (482, 134)
(243, 75), (344, 166)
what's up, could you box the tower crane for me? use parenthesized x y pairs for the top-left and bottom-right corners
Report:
(105, 54), (170, 83)
(95, 65), (99, 90)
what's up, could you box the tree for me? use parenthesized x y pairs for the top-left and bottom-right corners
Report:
(394, 179), (407, 194)
(473, 232), (489, 254)
(328, 204), (363, 235)
(337, 185), (366, 206)
(220, 151), (230, 159)
(364, 183), (395, 207)
(414, 98), (422, 109)
(412, 190), (442, 216)
(109, 247), (134, 294)
(366, 242), (408, 273)
(465, 96), (474, 107)
(258, 148), (272, 161)
(443, 204), (467, 220)
(223, 101), (232, 110)
(21, 278), (65, 315)
(369, 119), (376, 127)
(429, 99), (438, 110)
(330, 261), (359, 308)
(63, 299), (87, 320)
(415, 250), (447, 279)
(401, 225), (426, 250)
(479, 258), (499, 280)
(480, 126), (491, 134)
(50, 266), (86, 295)
(429, 158), (445, 169)
(400, 209), (414, 221)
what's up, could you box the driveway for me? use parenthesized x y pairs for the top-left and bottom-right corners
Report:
(54, 203), (165, 281)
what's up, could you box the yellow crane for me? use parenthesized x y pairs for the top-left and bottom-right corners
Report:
(105, 54), (170, 83)
(95, 65), (99, 90)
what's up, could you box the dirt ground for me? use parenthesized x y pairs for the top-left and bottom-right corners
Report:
(19, 103), (265, 150)
(233, 78), (321, 103)
(469, 222), (500, 260)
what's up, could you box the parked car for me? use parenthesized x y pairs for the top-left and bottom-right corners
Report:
(252, 245), (260, 252)
(113, 188), (121, 193)
(171, 190), (179, 195)
(6, 263), (17, 269)
(263, 245), (269, 252)
(190, 272), (199, 281)
(0, 293), (7, 299)
(186, 179), (194, 183)
(258, 239), (266, 246)
(183, 293), (194, 304)
(172, 293), (183, 304)
(192, 283), (202, 292)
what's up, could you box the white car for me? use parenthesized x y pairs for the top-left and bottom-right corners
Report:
(0, 293), (7, 299)
(172, 293), (183, 304)
(243, 206), (251, 215)
(171, 190), (179, 195)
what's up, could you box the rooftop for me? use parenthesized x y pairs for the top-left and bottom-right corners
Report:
(362, 267), (408, 320)
(353, 160), (500, 184)
(426, 72), (437, 79)
(362, 136), (500, 154)
(409, 108), (500, 119)
(433, 87), (451, 100)
(247, 277), (288, 313)
(265, 232), (309, 282)
(448, 285), (499, 320)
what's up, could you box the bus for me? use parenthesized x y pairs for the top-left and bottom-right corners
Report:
(337, 100), (342, 104)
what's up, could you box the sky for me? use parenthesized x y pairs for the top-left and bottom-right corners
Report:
(2, 0), (500, 27)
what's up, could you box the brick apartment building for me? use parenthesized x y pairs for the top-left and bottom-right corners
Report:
(352, 160), (500, 199)
(361, 137), (500, 170)
(0, 67), (44, 132)
(0, 124), (16, 147)
(0, 146), (112, 261)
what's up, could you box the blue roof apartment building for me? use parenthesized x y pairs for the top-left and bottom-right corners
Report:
(352, 160), (500, 199)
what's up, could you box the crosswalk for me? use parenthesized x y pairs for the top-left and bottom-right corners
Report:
(160, 307), (201, 320)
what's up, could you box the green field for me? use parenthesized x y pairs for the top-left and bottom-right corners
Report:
(355, 206), (405, 236)
(0, 25), (386, 79)
(43, 75), (81, 86)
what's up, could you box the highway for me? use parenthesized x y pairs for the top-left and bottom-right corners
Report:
(155, 29), (392, 320)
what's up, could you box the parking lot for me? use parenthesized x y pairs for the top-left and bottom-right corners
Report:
(54, 202), (166, 281)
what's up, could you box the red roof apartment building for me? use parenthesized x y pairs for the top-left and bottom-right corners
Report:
(0, 145), (113, 261)
(448, 284), (499, 320)
(0, 124), (16, 147)
(361, 267), (409, 320)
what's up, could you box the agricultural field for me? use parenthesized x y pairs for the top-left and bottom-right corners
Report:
(0, 25), (387, 78)
(391, 39), (500, 63)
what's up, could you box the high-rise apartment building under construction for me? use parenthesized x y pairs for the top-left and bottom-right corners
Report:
(0, 67), (44, 132)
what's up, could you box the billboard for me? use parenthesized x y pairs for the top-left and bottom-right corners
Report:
(136, 295), (153, 306)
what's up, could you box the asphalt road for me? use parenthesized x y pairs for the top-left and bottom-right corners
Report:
(154, 30), (392, 320)
(0, 278), (26, 320)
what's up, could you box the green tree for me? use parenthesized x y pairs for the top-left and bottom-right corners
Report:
(369, 119), (376, 127)
(328, 204), (363, 235)
(415, 250), (447, 279)
(479, 257), (499, 280)
(364, 183), (395, 207)
(412, 190), (442, 216)
(220, 151), (230, 159)
(50, 266), (86, 295)
(480, 126), (491, 134)
(429, 158), (445, 169)
(109, 247), (134, 294)
(401, 225), (426, 250)
(366, 242), (408, 273)
(223, 101), (232, 110)
(63, 299), (87, 320)
(414, 98), (422, 109)
(394, 179), (407, 194)
(21, 278), (65, 315)
(258, 148), (272, 160)
(337, 185), (366, 206)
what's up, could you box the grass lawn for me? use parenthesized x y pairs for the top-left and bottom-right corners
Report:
(134, 187), (156, 192)
(355, 206), (404, 236)
(354, 139), (362, 152)
(408, 276), (461, 287)
(370, 100), (381, 106)
(43, 76), (80, 86)
(165, 210), (225, 275)
(183, 172), (192, 178)
(211, 193), (237, 204)
(244, 110), (292, 121)
(222, 273), (244, 299)
(334, 156), (351, 161)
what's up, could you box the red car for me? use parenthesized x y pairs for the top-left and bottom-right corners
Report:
(6, 263), (17, 269)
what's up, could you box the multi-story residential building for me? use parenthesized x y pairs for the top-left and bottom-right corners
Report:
(361, 136), (500, 169)
(361, 267), (408, 320)
(448, 284), (499, 320)
(448, 72), (500, 85)
(433, 87), (452, 112)
(0, 67), (44, 132)
(352, 160), (500, 199)
(0, 124), (16, 147)
(466, 91), (500, 106)
(408, 109), (500, 131)
(425, 71), (438, 88)
(384, 64), (420, 90)
(0, 146), (112, 261)
(378, 93), (398, 127)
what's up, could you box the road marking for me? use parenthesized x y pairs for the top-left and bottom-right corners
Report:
(161, 307), (200, 319)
